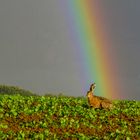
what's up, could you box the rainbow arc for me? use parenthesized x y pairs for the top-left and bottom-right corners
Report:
(59, 1), (123, 99)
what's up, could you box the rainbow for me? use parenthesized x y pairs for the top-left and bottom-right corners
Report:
(59, 1), (123, 99)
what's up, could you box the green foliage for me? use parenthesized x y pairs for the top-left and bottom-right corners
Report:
(0, 94), (139, 139)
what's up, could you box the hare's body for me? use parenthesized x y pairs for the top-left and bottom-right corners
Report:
(101, 99), (113, 109)
(87, 83), (113, 109)
(87, 91), (101, 108)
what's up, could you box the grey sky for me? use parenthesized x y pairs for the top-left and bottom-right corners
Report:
(0, 0), (140, 100)
(101, 0), (140, 100)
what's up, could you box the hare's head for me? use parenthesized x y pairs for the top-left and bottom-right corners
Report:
(86, 91), (93, 98)
(90, 83), (96, 92)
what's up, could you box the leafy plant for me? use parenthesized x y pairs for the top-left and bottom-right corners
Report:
(0, 93), (139, 139)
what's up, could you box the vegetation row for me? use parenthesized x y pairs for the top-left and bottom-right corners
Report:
(0, 85), (139, 139)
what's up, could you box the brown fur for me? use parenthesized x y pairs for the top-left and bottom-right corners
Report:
(87, 83), (113, 109)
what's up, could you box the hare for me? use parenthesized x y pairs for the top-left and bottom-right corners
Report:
(86, 83), (113, 109)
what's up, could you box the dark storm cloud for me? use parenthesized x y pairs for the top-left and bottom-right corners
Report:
(0, 0), (140, 99)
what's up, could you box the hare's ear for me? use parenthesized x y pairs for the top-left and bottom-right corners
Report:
(90, 83), (94, 88)
(90, 83), (95, 90)
(91, 83), (96, 88)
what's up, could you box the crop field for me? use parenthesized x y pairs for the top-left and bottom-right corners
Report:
(0, 93), (140, 139)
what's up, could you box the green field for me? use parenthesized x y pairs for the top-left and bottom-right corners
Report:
(0, 86), (139, 139)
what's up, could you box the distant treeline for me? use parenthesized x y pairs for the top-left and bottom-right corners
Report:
(0, 85), (85, 98)
(0, 85), (38, 96)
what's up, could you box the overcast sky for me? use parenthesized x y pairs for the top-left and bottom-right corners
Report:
(0, 0), (140, 100)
